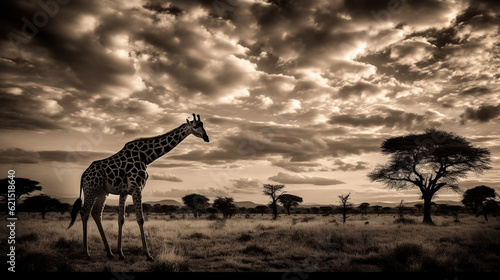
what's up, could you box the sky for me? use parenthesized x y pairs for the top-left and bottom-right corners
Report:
(0, 0), (499, 205)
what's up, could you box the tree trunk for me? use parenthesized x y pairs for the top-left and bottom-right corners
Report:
(271, 201), (278, 220)
(422, 195), (434, 225)
(481, 205), (488, 221)
(342, 207), (347, 224)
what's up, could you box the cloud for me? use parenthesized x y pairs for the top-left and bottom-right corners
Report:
(332, 159), (369, 172)
(231, 177), (261, 189)
(329, 107), (440, 130)
(389, 37), (436, 65)
(149, 172), (183, 182)
(338, 80), (381, 99)
(460, 104), (500, 124)
(0, 148), (40, 164)
(268, 172), (345, 186)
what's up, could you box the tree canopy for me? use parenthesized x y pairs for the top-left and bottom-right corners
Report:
(213, 196), (237, 218)
(462, 185), (497, 221)
(278, 194), (303, 215)
(21, 194), (61, 219)
(0, 177), (42, 204)
(181, 193), (209, 218)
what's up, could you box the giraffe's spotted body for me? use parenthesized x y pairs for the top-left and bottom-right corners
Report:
(68, 114), (209, 261)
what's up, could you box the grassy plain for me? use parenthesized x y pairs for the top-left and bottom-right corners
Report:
(2, 212), (500, 272)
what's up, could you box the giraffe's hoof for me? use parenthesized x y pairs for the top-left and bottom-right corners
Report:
(119, 254), (126, 260)
(146, 255), (154, 262)
(107, 253), (115, 259)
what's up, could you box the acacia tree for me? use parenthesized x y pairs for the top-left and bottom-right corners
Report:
(338, 193), (352, 224)
(263, 184), (285, 220)
(278, 194), (303, 215)
(462, 185), (497, 221)
(181, 193), (209, 218)
(0, 177), (42, 205)
(368, 129), (491, 224)
(213, 196), (237, 218)
(358, 202), (370, 215)
(21, 194), (61, 219)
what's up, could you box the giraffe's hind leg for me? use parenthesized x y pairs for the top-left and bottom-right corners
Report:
(117, 193), (127, 260)
(132, 189), (154, 261)
(92, 192), (114, 259)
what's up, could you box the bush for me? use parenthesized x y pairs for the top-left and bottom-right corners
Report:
(237, 233), (252, 242)
(241, 244), (271, 256)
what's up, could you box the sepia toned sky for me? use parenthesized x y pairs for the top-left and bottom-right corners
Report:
(0, 0), (499, 205)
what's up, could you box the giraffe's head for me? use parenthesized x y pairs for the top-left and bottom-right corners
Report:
(186, 113), (210, 143)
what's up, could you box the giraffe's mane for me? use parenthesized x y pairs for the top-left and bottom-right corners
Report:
(126, 123), (187, 144)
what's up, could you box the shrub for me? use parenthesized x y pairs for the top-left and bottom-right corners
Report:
(241, 244), (271, 256)
(237, 233), (252, 242)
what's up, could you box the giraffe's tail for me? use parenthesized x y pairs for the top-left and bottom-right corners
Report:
(67, 198), (82, 229)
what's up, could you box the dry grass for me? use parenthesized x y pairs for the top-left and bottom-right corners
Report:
(1, 212), (499, 272)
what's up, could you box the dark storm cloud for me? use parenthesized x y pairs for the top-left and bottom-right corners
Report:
(1, 0), (136, 93)
(460, 104), (500, 124)
(329, 107), (441, 130)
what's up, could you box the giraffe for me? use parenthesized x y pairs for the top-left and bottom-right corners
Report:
(68, 113), (209, 261)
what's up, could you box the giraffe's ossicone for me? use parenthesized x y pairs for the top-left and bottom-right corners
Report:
(68, 114), (209, 261)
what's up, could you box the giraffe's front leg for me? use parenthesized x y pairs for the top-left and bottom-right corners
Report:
(117, 193), (127, 260)
(132, 190), (154, 261)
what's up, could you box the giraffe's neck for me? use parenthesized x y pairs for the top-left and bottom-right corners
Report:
(131, 123), (191, 165)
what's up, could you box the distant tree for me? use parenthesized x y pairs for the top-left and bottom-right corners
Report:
(21, 194), (61, 219)
(368, 129), (491, 224)
(358, 203), (370, 215)
(278, 194), (303, 215)
(462, 185), (497, 221)
(0, 177), (42, 205)
(371, 205), (382, 216)
(319, 206), (333, 216)
(263, 184), (285, 220)
(181, 193), (209, 218)
(382, 206), (392, 214)
(213, 196), (237, 219)
(338, 193), (352, 224)
(414, 204), (423, 214)
(56, 203), (70, 215)
(142, 203), (153, 215)
(163, 205), (179, 215)
(255, 205), (268, 216)
(310, 207), (320, 215)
